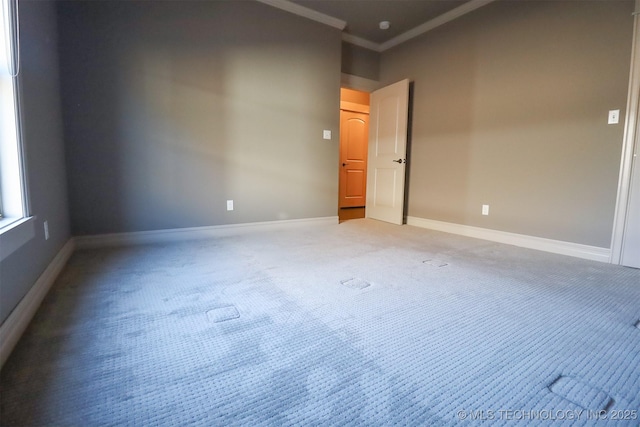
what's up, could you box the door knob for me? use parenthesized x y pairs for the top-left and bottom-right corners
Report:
(342, 162), (349, 166)
(392, 158), (403, 163)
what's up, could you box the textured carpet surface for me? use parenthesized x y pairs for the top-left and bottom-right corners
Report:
(1, 219), (639, 426)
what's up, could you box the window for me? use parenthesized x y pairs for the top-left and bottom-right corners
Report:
(1, 0), (25, 223)
(0, 0), (32, 260)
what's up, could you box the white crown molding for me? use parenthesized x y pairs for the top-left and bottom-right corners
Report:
(406, 216), (611, 263)
(380, 0), (497, 51)
(341, 33), (382, 52)
(0, 239), (76, 369)
(260, 0), (495, 53)
(340, 0), (496, 53)
(256, 0), (495, 52)
(255, 0), (346, 30)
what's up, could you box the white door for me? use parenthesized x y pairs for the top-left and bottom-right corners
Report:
(366, 79), (410, 225)
(614, 5), (640, 268)
(621, 143), (640, 268)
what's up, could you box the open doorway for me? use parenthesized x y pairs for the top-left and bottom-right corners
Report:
(338, 88), (370, 223)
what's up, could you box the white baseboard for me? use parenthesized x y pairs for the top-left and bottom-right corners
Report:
(406, 216), (611, 263)
(75, 216), (339, 249)
(0, 239), (76, 369)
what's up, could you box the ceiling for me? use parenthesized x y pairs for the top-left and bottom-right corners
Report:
(289, 0), (470, 44)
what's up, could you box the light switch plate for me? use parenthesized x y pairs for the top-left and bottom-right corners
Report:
(608, 110), (620, 125)
(323, 130), (331, 140)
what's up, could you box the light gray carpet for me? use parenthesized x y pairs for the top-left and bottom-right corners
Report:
(1, 219), (639, 426)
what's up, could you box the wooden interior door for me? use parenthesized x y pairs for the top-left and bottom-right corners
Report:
(339, 110), (369, 208)
(366, 79), (410, 225)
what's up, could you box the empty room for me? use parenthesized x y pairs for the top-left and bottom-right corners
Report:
(1, 0), (639, 425)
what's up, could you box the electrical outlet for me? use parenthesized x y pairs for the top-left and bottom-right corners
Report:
(323, 130), (331, 140)
(44, 220), (50, 240)
(227, 200), (234, 211)
(482, 205), (489, 216)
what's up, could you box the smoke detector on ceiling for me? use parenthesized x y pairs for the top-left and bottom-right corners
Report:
(379, 21), (390, 30)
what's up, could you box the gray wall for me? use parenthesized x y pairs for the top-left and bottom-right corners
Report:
(342, 41), (380, 81)
(381, 0), (634, 248)
(0, 1), (70, 324)
(57, 1), (342, 236)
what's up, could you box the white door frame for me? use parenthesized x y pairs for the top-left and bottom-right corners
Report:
(611, 0), (640, 264)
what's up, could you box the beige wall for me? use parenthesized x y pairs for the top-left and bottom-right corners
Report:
(58, 1), (342, 235)
(342, 41), (380, 81)
(1, 2), (70, 324)
(56, 0), (635, 247)
(381, 0), (634, 248)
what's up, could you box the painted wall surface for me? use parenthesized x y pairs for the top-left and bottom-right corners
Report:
(58, 1), (342, 235)
(381, 0), (634, 248)
(342, 41), (380, 81)
(0, 2), (70, 324)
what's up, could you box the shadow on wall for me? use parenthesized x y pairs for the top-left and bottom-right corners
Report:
(59, 1), (341, 236)
(401, 31), (477, 224)
(402, 82), (414, 223)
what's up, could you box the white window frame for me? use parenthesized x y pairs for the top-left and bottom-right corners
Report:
(0, 0), (33, 261)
